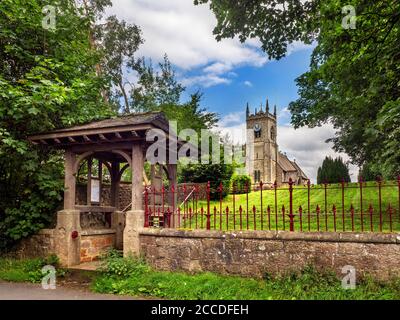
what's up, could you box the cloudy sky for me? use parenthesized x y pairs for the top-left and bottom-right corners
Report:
(107, 0), (359, 182)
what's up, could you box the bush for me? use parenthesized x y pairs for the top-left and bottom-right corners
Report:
(230, 175), (251, 194)
(100, 249), (150, 277)
(180, 163), (234, 200)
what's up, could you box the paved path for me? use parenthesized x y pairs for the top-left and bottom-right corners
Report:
(0, 281), (137, 300)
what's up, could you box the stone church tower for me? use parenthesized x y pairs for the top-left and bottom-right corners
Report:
(245, 99), (279, 185)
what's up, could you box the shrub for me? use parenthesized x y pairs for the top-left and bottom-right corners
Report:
(100, 249), (150, 277)
(230, 175), (251, 194)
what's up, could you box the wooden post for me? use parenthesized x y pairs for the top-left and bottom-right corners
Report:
(131, 144), (144, 210)
(110, 161), (120, 209)
(87, 157), (92, 205)
(64, 150), (77, 210)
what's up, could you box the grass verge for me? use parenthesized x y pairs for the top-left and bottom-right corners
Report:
(91, 250), (400, 300)
(0, 255), (65, 283)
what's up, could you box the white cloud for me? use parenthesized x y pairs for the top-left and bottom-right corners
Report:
(243, 81), (253, 87)
(107, 0), (270, 87)
(181, 74), (231, 88)
(216, 115), (359, 183)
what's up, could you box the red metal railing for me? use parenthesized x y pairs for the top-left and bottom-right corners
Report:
(144, 176), (400, 233)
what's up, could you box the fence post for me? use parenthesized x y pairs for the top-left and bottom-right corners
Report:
(171, 184), (175, 228)
(324, 181), (328, 231)
(341, 178), (345, 232)
(316, 205), (320, 231)
(377, 176), (383, 232)
(288, 178), (294, 231)
(206, 208), (211, 230)
(207, 181), (210, 230)
(274, 181), (278, 230)
(359, 176), (364, 232)
(245, 182), (249, 230)
(307, 179), (311, 231)
(388, 204), (393, 232)
(219, 182), (223, 231)
(260, 181), (264, 230)
(397, 176), (400, 223)
(144, 186), (149, 227)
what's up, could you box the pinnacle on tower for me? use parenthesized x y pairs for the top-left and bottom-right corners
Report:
(260, 103), (263, 113)
(266, 98), (269, 113)
(274, 104), (277, 117)
(246, 103), (250, 119)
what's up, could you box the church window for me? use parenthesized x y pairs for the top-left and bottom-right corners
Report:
(254, 170), (261, 182)
(271, 126), (275, 141)
(255, 130), (261, 138)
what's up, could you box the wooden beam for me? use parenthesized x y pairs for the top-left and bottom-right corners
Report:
(28, 124), (152, 141)
(68, 136), (77, 143)
(83, 135), (92, 142)
(115, 132), (122, 139)
(131, 131), (139, 137)
(98, 133), (108, 141)
(54, 138), (61, 144)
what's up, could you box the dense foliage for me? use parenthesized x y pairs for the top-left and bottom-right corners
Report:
(230, 174), (251, 194)
(317, 156), (351, 184)
(180, 161), (234, 199)
(0, 0), (113, 249)
(197, 0), (400, 178)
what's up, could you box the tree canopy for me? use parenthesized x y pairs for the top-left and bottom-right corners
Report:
(317, 156), (351, 184)
(0, 0), (112, 248)
(197, 0), (400, 177)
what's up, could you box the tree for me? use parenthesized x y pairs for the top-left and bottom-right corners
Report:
(317, 156), (350, 184)
(129, 55), (185, 113)
(130, 55), (219, 132)
(0, 0), (112, 249)
(198, 1), (400, 178)
(94, 15), (143, 113)
(194, 0), (320, 60)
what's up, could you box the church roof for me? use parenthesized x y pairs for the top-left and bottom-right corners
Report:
(278, 152), (297, 172)
(291, 159), (308, 180)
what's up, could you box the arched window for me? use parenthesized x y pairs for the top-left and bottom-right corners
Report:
(270, 126), (275, 141)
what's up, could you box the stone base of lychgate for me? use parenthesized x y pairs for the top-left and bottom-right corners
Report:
(123, 210), (145, 257)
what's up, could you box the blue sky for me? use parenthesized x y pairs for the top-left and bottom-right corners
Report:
(184, 48), (314, 127)
(108, 0), (359, 182)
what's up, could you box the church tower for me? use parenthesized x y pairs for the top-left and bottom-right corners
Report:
(246, 99), (279, 185)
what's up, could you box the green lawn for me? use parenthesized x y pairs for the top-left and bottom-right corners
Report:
(178, 181), (400, 232)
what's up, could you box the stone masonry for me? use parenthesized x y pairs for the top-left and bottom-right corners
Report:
(140, 229), (400, 280)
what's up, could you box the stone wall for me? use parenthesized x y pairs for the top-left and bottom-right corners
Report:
(140, 229), (400, 280)
(80, 230), (116, 262)
(14, 229), (56, 259)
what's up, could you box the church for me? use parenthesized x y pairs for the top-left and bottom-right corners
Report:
(245, 99), (308, 186)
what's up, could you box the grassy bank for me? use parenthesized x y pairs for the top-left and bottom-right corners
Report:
(188, 181), (400, 232)
(91, 252), (400, 300)
(0, 256), (62, 283)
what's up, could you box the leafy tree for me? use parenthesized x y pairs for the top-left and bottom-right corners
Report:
(0, 0), (112, 249)
(198, 0), (400, 178)
(130, 55), (185, 113)
(94, 15), (143, 113)
(179, 161), (234, 200)
(317, 156), (350, 184)
(130, 55), (218, 132)
(230, 174), (251, 194)
(194, 0), (319, 60)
